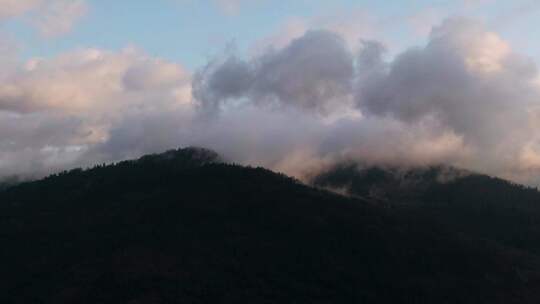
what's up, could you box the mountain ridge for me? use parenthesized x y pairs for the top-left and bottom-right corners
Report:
(2, 147), (540, 303)
(313, 162), (540, 255)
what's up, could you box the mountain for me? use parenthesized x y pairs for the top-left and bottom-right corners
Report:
(0, 176), (22, 191)
(313, 162), (540, 254)
(1, 148), (540, 303)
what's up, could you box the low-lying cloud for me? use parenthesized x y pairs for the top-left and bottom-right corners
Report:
(2, 17), (540, 185)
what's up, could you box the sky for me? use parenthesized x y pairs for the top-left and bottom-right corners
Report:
(4, 0), (540, 68)
(1, 0), (540, 185)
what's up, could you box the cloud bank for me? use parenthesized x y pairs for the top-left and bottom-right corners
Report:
(2, 17), (540, 185)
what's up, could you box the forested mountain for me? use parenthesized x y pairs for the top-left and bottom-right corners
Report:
(2, 148), (540, 303)
(0, 176), (22, 191)
(313, 163), (540, 254)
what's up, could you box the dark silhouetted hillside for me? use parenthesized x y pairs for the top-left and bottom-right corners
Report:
(313, 163), (540, 254)
(1, 148), (540, 303)
(0, 176), (22, 191)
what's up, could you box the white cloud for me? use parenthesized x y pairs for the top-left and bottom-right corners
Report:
(1, 15), (540, 187)
(34, 0), (88, 37)
(0, 48), (191, 114)
(192, 17), (540, 184)
(0, 47), (193, 177)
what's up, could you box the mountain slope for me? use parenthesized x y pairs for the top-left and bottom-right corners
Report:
(1, 148), (540, 303)
(313, 163), (540, 254)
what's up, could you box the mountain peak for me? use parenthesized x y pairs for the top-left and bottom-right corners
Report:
(136, 147), (222, 166)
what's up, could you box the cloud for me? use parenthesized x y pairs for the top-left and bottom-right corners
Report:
(2, 16), (540, 187)
(0, 0), (87, 37)
(0, 48), (191, 114)
(408, 8), (445, 37)
(354, 17), (540, 182)
(0, 0), (41, 19)
(0, 47), (192, 177)
(194, 30), (355, 114)
(252, 9), (378, 54)
(33, 0), (88, 37)
(0, 32), (19, 64)
(189, 17), (540, 184)
(357, 18), (536, 144)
